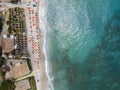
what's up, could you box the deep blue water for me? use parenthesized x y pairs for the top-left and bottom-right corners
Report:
(45, 0), (120, 90)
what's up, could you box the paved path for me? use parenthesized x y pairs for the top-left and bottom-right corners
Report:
(16, 71), (35, 81)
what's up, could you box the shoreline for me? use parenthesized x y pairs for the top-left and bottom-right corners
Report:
(38, 0), (52, 90)
(24, 0), (50, 89)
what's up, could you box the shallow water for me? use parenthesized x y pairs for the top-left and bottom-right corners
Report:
(44, 0), (120, 90)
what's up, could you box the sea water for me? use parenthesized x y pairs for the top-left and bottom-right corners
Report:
(42, 0), (120, 90)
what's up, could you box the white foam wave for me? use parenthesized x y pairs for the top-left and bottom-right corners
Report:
(38, 0), (54, 90)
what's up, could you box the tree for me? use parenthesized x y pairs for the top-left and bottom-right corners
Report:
(0, 80), (15, 90)
(10, 0), (20, 4)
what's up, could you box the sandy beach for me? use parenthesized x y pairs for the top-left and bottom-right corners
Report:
(24, 0), (50, 89)
(37, 36), (49, 90)
(38, 0), (50, 89)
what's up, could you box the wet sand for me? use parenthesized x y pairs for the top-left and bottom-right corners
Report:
(38, 0), (49, 90)
(38, 37), (49, 90)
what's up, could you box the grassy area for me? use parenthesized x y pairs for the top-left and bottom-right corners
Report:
(0, 57), (4, 68)
(0, 49), (15, 90)
(0, 47), (4, 79)
(0, 47), (3, 67)
(0, 80), (15, 90)
(10, 0), (20, 4)
(29, 77), (37, 90)
(27, 59), (33, 71)
(0, 47), (2, 57)
(27, 59), (37, 90)
(0, 18), (3, 32)
(21, 21), (26, 33)
(0, 47), (6, 81)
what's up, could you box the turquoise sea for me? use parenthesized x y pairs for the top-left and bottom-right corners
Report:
(45, 0), (120, 90)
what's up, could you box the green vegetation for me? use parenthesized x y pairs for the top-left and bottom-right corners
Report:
(21, 21), (26, 33)
(0, 19), (2, 28)
(0, 47), (15, 90)
(8, 25), (12, 34)
(10, 0), (20, 4)
(0, 17), (3, 32)
(0, 47), (2, 57)
(0, 47), (4, 68)
(29, 77), (37, 90)
(0, 57), (4, 68)
(8, 8), (26, 34)
(0, 80), (15, 90)
(0, 72), (4, 79)
(27, 59), (33, 71)
(0, 47), (4, 79)
(0, 48), (7, 79)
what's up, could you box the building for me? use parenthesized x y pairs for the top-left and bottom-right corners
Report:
(15, 79), (31, 90)
(10, 62), (30, 79)
(15, 34), (28, 56)
(1, 34), (28, 58)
